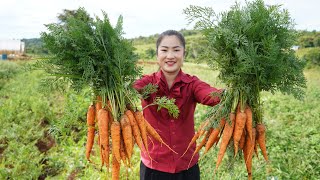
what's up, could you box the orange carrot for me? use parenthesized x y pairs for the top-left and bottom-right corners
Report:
(145, 120), (178, 154)
(87, 104), (96, 126)
(229, 112), (236, 122)
(204, 118), (226, 154)
(239, 129), (246, 150)
(120, 135), (128, 166)
(85, 104), (95, 161)
(95, 96), (102, 119)
(188, 128), (212, 168)
(106, 100), (113, 123)
(147, 135), (155, 150)
(112, 154), (120, 180)
(256, 123), (268, 161)
(111, 121), (121, 163)
(204, 129), (219, 154)
(233, 105), (247, 157)
(245, 105), (253, 141)
(86, 127), (95, 160)
(133, 111), (149, 152)
(215, 117), (234, 172)
(181, 119), (209, 158)
(203, 128), (220, 154)
(243, 128), (256, 180)
(97, 108), (110, 168)
(95, 96), (102, 147)
(125, 110), (144, 151)
(134, 110), (158, 163)
(120, 114), (133, 160)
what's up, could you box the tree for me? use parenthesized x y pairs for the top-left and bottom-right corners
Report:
(304, 48), (320, 67)
(145, 48), (156, 59)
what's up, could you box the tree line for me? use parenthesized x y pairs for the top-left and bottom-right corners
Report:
(22, 29), (320, 66)
(297, 30), (320, 48)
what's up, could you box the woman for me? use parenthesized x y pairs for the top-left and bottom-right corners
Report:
(134, 30), (222, 180)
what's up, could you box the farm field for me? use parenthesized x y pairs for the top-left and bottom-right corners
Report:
(0, 60), (319, 179)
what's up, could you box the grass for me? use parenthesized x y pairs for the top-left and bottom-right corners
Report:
(0, 60), (319, 179)
(295, 47), (314, 58)
(134, 43), (155, 55)
(138, 61), (221, 86)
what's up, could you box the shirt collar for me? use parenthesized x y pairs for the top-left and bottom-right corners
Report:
(156, 69), (193, 84)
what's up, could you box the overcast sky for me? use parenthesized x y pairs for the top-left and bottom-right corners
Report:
(0, 0), (319, 40)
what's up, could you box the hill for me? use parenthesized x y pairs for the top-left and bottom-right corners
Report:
(21, 29), (320, 66)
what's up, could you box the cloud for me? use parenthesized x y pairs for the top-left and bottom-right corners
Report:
(0, 0), (319, 39)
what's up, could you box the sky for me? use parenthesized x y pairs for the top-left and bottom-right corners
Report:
(0, 0), (319, 40)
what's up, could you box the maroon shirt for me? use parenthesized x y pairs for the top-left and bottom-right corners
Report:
(134, 70), (221, 173)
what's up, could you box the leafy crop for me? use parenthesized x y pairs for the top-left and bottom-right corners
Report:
(34, 8), (140, 94)
(184, 0), (306, 123)
(32, 7), (143, 119)
(0, 61), (21, 90)
(184, 0), (308, 178)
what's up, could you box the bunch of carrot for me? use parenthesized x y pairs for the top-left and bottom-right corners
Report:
(183, 90), (269, 179)
(181, 1), (306, 179)
(84, 95), (175, 180)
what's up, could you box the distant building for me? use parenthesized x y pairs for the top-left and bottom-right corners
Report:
(0, 39), (25, 55)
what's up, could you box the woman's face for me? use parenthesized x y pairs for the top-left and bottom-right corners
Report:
(157, 35), (185, 75)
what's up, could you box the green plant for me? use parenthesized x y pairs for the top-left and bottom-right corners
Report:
(184, 0), (307, 178)
(145, 47), (156, 59)
(34, 8), (141, 97)
(0, 61), (21, 89)
(0, 69), (59, 179)
(303, 47), (320, 66)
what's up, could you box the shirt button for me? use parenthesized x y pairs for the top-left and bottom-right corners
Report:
(172, 132), (175, 135)
(173, 145), (176, 148)
(171, 120), (174, 123)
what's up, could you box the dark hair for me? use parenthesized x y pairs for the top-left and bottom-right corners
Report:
(156, 30), (186, 55)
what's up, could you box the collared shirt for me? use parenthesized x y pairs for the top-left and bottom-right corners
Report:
(134, 69), (221, 173)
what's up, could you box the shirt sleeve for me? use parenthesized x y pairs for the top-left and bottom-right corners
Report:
(133, 75), (152, 93)
(192, 78), (223, 106)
